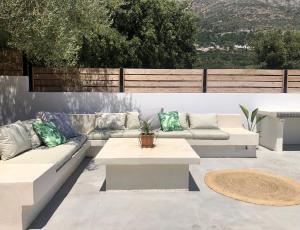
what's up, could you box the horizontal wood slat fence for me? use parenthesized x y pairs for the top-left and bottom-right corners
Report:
(32, 68), (120, 92)
(0, 50), (23, 76)
(30, 68), (300, 93)
(288, 70), (300, 93)
(207, 69), (284, 93)
(124, 69), (203, 93)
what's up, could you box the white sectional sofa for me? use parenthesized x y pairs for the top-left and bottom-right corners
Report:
(0, 112), (258, 230)
(70, 113), (258, 158)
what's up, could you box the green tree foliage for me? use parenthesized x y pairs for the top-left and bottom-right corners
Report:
(79, 0), (199, 68)
(197, 49), (257, 69)
(251, 30), (300, 69)
(0, 26), (9, 50)
(0, 0), (114, 67)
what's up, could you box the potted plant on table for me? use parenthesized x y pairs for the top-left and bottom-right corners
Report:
(139, 119), (155, 148)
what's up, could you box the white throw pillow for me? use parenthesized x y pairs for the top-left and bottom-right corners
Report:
(188, 114), (218, 129)
(22, 118), (42, 148)
(179, 112), (189, 129)
(0, 121), (31, 160)
(126, 112), (140, 130)
(140, 107), (164, 130)
(95, 113), (126, 130)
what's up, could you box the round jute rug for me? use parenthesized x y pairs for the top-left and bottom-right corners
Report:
(204, 169), (300, 206)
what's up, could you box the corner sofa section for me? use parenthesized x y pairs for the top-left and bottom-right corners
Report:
(0, 133), (90, 230)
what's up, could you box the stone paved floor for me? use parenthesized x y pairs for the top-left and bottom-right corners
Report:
(30, 148), (300, 230)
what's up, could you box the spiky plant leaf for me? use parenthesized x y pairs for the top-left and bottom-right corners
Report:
(251, 108), (259, 123)
(239, 105), (249, 119)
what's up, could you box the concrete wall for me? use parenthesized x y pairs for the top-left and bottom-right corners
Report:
(1, 75), (300, 126)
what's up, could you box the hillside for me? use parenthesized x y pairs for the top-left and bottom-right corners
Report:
(193, 0), (300, 33)
(192, 0), (300, 68)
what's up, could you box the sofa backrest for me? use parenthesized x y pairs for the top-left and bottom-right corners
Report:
(217, 114), (244, 128)
(66, 113), (244, 132)
(68, 114), (96, 134)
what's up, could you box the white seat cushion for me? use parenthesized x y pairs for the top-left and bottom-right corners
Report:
(4, 135), (87, 171)
(220, 128), (258, 145)
(190, 129), (229, 140)
(156, 130), (193, 139)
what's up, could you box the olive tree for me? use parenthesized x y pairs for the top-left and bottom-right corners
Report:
(79, 0), (199, 68)
(251, 30), (300, 69)
(0, 0), (116, 66)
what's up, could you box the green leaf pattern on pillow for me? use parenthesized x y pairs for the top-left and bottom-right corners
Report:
(33, 122), (66, 148)
(158, 111), (183, 132)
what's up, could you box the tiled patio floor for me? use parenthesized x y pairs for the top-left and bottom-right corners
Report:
(30, 148), (300, 230)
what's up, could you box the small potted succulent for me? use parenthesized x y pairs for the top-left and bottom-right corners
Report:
(139, 119), (155, 148)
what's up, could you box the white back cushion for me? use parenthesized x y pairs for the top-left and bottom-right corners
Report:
(95, 113), (126, 130)
(0, 121), (31, 160)
(126, 112), (140, 130)
(189, 114), (218, 129)
(179, 112), (189, 129)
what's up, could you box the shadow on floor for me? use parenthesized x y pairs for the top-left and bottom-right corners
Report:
(29, 157), (93, 229)
(99, 172), (200, 192)
(189, 173), (200, 191)
(283, 144), (300, 151)
(30, 160), (200, 229)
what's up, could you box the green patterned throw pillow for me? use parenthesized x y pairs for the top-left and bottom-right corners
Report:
(158, 111), (183, 132)
(33, 122), (66, 148)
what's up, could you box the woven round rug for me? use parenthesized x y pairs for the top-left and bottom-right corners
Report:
(204, 169), (300, 206)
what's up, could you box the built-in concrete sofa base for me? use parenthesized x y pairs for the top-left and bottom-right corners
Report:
(191, 145), (256, 158)
(87, 141), (257, 159)
(0, 141), (90, 230)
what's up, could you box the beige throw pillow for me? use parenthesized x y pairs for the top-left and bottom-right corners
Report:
(178, 113), (189, 129)
(68, 114), (96, 134)
(96, 113), (126, 130)
(126, 112), (140, 130)
(0, 121), (31, 160)
(22, 118), (42, 148)
(188, 114), (218, 129)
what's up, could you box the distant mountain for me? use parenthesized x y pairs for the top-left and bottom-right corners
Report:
(192, 0), (300, 68)
(193, 0), (300, 33)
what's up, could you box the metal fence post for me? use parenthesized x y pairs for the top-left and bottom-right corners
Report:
(283, 69), (288, 93)
(28, 62), (33, 92)
(22, 53), (28, 76)
(203, 69), (207, 93)
(119, 67), (124, 92)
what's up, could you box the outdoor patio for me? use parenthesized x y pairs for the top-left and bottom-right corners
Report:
(29, 147), (300, 230)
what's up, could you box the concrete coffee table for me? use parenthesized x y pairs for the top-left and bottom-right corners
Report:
(95, 138), (200, 190)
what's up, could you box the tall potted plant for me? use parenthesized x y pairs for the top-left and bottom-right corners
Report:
(139, 120), (155, 148)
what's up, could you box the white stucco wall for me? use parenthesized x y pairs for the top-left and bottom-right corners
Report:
(1, 75), (300, 126)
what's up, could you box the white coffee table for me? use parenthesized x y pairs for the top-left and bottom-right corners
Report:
(95, 138), (201, 190)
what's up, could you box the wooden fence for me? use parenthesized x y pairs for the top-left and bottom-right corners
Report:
(0, 50), (23, 76)
(207, 69), (284, 93)
(288, 70), (300, 93)
(32, 68), (120, 92)
(0, 54), (299, 93)
(30, 68), (300, 93)
(124, 69), (203, 93)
